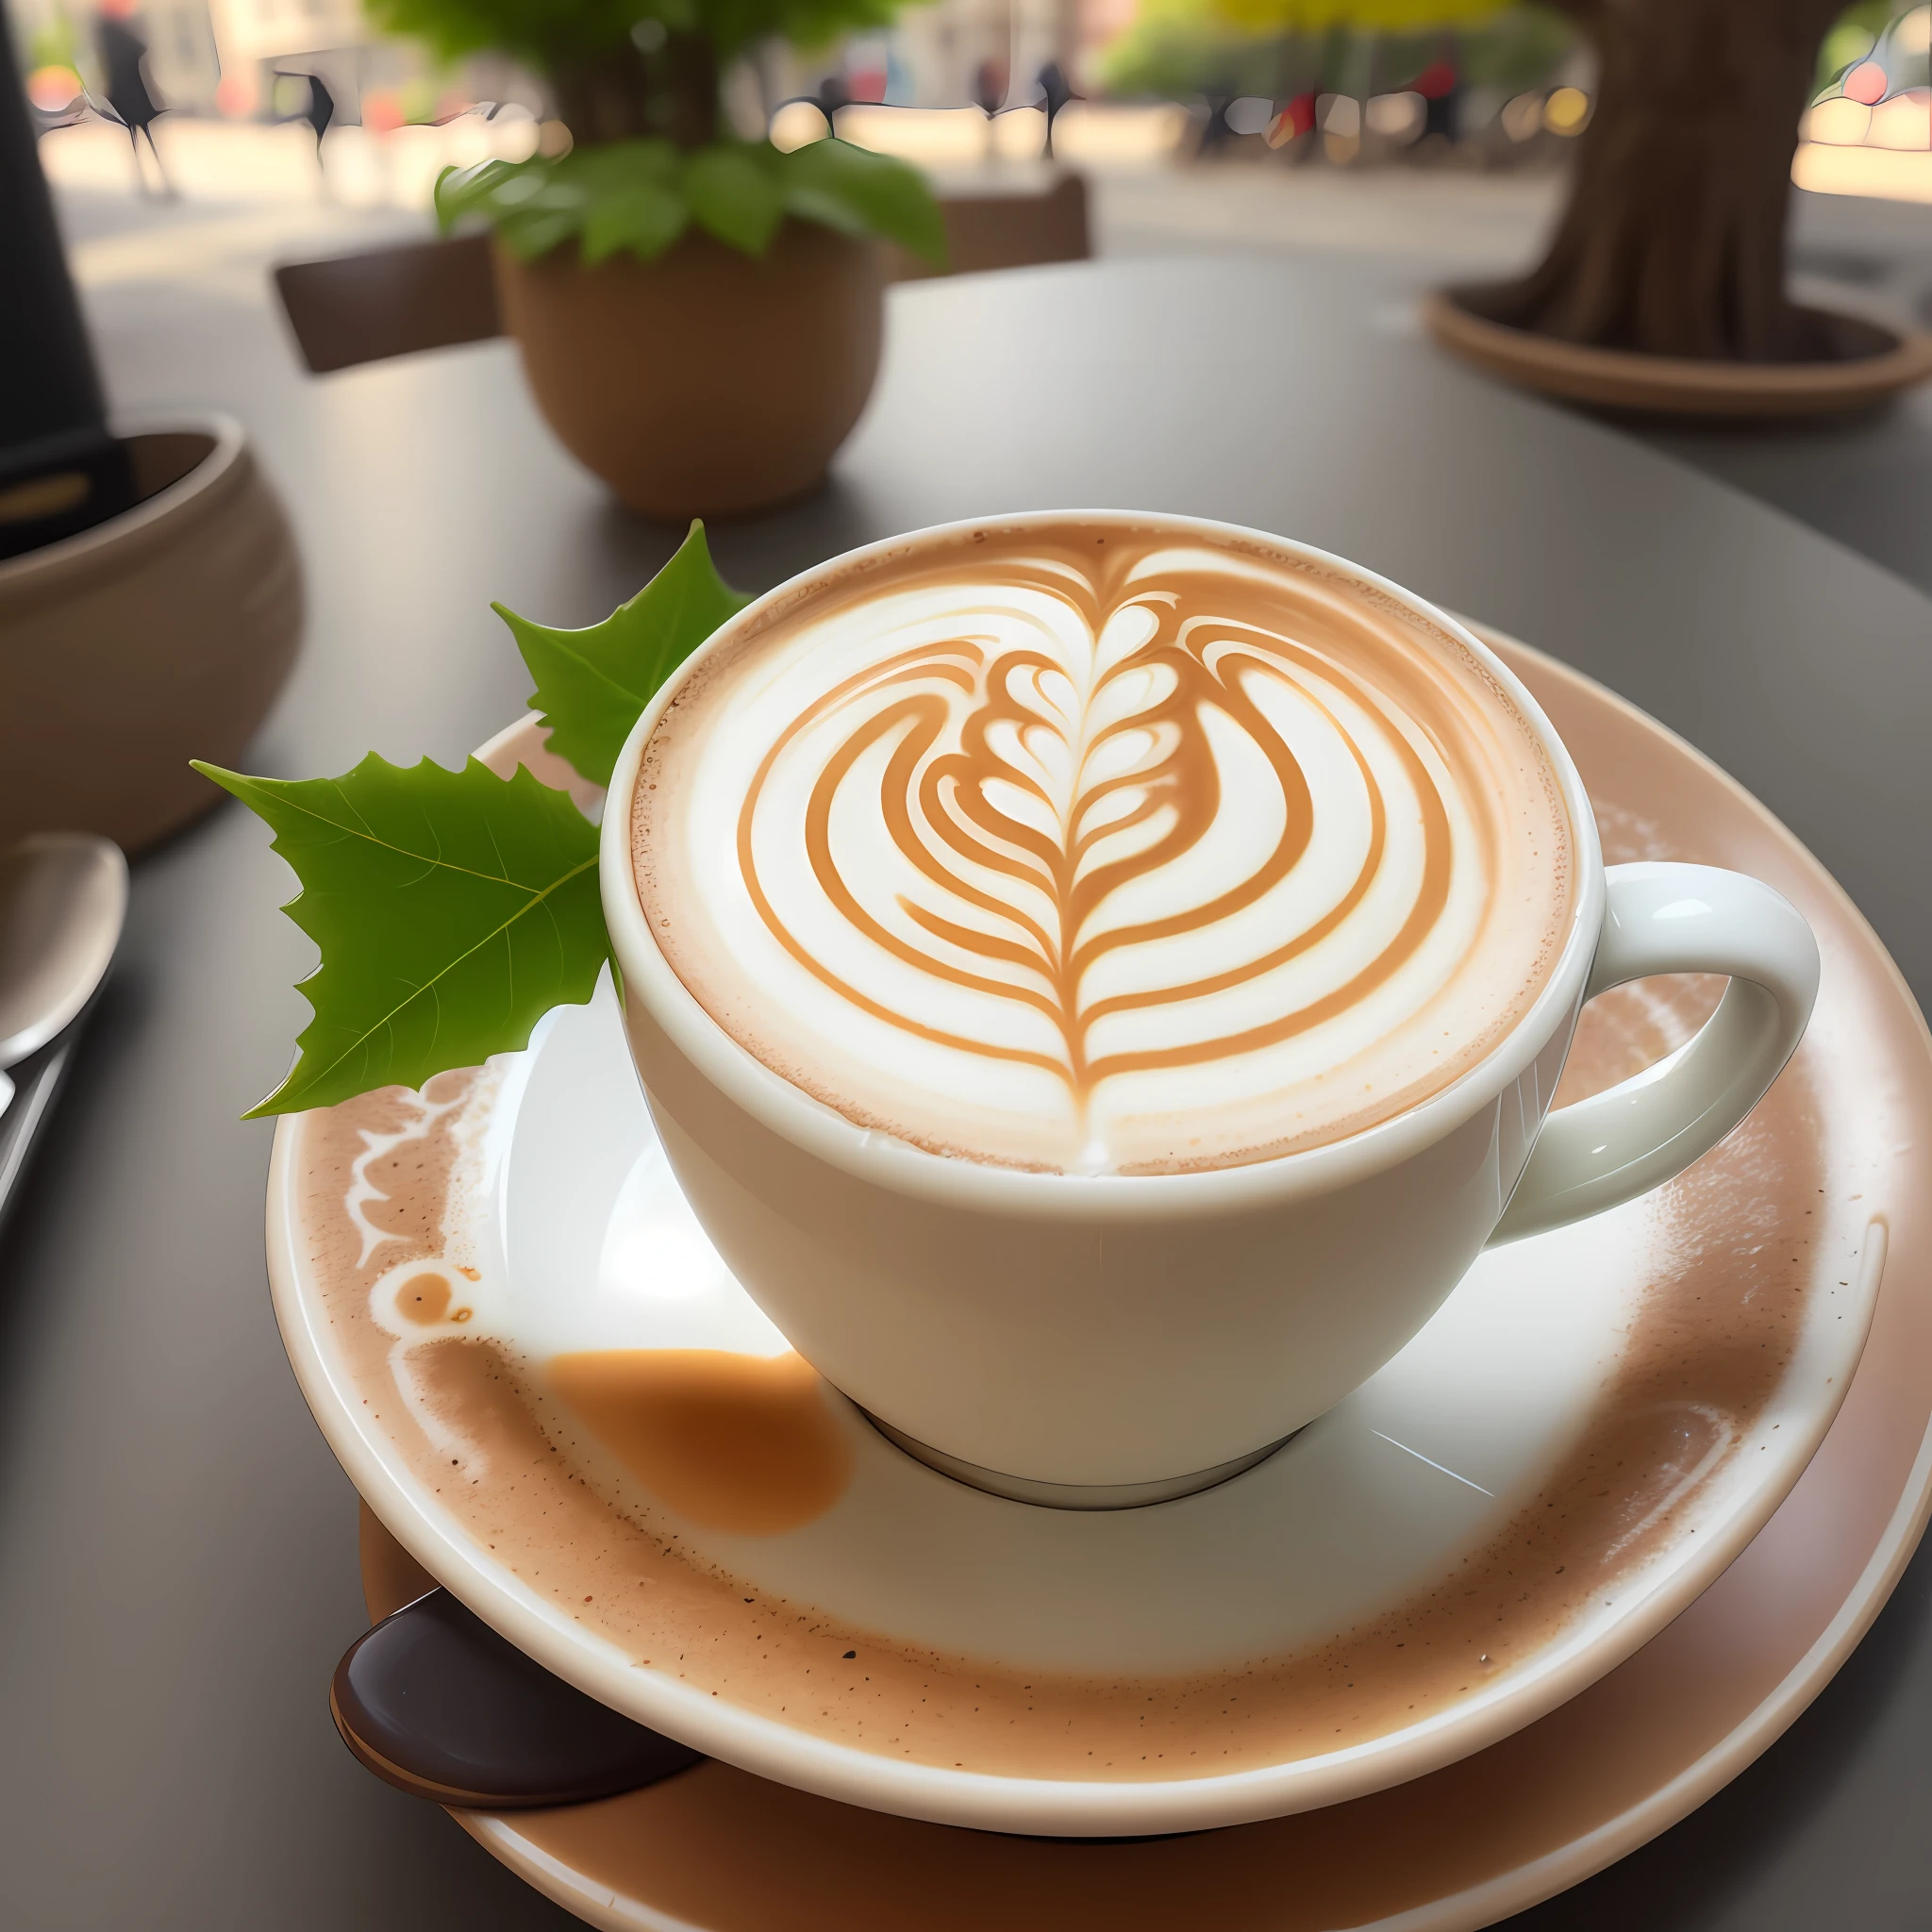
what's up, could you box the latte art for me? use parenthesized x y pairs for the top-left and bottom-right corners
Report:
(634, 524), (1573, 1173)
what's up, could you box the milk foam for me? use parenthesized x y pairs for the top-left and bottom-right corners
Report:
(633, 523), (1574, 1174)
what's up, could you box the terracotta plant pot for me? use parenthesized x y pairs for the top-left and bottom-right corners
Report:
(492, 220), (885, 521)
(0, 415), (303, 854)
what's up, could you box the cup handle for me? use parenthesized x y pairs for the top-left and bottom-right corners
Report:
(1488, 862), (1820, 1245)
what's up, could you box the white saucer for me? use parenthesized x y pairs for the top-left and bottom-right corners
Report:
(270, 661), (1892, 1838)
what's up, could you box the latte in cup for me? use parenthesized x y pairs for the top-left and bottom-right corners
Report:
(611, 513), (1813, 1491)
(632, 519), (1574, 1175)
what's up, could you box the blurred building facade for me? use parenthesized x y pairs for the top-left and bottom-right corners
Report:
(9, 0), (1925, 169)
(13, 0), (1141, 128)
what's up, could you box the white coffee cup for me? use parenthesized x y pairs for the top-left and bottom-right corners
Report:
(601, 515), (1819, 1507)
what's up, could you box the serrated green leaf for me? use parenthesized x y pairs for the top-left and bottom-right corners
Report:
(685, 144), (784, 256)
(193, 755), (608, 1116)
(779, 139), (946, 267)
(496, 521), (751, 787)
(581, 179), (690, 263)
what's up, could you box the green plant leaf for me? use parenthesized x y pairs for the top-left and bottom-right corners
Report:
(779, 139), (947, 267)
(496, 207), (584, 259)
(580, 178), (689, 262)
(684, 143), (784, 255)
(495, 521), (751, 788)
(572, 138), (679, 191)
(433, 156), (508, 233)
(368, 0), (906, 79)
(192, 756), (608, 1116)
(435, 137), (938, 262)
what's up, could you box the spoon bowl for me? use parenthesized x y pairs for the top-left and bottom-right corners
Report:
(0, 833), (127, 1069)
(331, 1587), (703, 1808)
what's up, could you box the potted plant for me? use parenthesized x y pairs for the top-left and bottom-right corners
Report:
(372, 0), (946, 518)
(0, 6), (302, 853)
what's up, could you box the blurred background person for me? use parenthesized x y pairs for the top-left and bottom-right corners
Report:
(275, 68), (336, 181)
(303, 70), (335, 162)
(92, 0), (172, 195)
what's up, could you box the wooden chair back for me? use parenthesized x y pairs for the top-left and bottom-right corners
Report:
(274, 174), (1091, 375)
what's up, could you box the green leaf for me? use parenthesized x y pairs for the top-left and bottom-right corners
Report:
(434, 157), (506, 232)
(365, 0), (905, 79)
(496, 207), (583, 260)
(193, 756), (608, 1116)
(433, 138), (939, 263)
(495, 521), (751, 788)
(779, 139), (946, 268)
(684, 143), (784, 256)
(572, 139), (678, 192)
(581, 179), (689, 263)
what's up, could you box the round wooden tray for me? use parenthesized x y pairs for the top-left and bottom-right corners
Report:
(1423, 288), (1932, 419)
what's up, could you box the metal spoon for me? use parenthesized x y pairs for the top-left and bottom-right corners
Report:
(331, 1587), (702, 1807)
(0, 833), (127, 1114)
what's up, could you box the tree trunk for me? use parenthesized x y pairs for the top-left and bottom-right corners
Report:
(549, 33), (718, 151)
(656, 32), (720, 151)
(550, 44), (657, 145)
(1474, 0), (1850, 362)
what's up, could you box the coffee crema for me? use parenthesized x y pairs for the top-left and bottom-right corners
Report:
(633, 523), (1574, 1174)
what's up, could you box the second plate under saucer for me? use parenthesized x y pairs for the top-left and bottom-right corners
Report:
(269, 654), (1892, 1838)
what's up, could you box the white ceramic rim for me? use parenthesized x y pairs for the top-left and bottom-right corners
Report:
(599, 509), (1607, 1221)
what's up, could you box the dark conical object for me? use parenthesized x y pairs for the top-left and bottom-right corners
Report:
(0, 2), (135, 558)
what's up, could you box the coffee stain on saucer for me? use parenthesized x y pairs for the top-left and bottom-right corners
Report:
(545, 1349), (852, 1535)
(398, 1272), (454, 1324)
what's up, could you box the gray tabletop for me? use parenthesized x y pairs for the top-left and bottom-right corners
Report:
(6, 248), (1932, 1930)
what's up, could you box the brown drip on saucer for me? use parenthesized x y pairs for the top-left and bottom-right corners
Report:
(299, 917), (1827, 1786)
(398, 1271), (453, 1324)
(546, 1349), (852, 1536)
